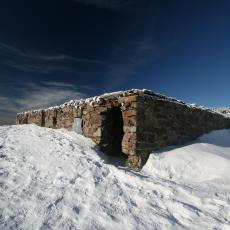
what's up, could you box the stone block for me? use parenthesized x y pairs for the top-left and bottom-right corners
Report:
(123, 110), (136, 117)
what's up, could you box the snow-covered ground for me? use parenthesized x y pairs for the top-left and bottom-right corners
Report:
(0, 124), (230, 230)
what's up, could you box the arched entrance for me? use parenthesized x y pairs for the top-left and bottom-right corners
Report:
(100, 107), (125, 158)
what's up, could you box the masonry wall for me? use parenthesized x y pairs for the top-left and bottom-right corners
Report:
(16, 92), (230, 169)
(134, 96), (230, 167)
(81, 95), (137, 157)
(16, 95), (138, 161)
(16, 106), (80, 130)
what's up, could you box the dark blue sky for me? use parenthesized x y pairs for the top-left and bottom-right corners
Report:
(0, 0), (230, 124)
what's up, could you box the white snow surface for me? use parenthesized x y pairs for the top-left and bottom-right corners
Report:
(0, 124), (230, 230)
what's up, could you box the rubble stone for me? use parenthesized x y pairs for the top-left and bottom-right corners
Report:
(16, 89), (230, 169)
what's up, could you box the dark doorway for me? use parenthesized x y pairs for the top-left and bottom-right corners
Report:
(41, 110), (45, 127)
(100, 107), (125, 159)
(53, 117), (57, 128)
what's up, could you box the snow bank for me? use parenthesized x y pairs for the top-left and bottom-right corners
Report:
(143, 129), (230, 182)
(0, 125), (230, 229)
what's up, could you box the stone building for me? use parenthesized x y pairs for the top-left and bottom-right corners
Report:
(16, 89), (230, 168)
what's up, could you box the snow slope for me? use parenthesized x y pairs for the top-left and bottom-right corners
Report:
(0, 125), (230, 230)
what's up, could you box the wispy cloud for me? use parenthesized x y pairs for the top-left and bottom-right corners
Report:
(103, 34), (172, 90)
(15, 85), (86, 112)
(103, 9), (177, 91)
(0, 42), (104, 74)
(4, 61), (78, 74)
(39, 54), (103, 64)
(0, 82), (89, 125)
(0, 42), (103, 64)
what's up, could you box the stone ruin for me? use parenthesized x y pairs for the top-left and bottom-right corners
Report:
(16, 89), (230, 169)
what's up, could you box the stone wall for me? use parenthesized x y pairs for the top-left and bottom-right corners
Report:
(16, 93), (138, 162)
(81, 95), (137, 157)
(16, 110), (43, 126)
(17, 105), (81, 130)
(16, 89), (230, 169)
(134, 95), (230, 167)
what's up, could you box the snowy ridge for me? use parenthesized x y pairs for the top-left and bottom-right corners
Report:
(0, 124), (230, 229)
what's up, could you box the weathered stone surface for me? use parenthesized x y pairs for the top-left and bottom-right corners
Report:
(27, 111), (44, 126)
(16, 89), (230, 169)
(136, 97), (230, 168)
(123, 110), (136, 117)
(16, 113), (28, 125)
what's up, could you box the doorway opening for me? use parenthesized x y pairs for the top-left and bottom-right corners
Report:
(53, 117), (57, 128)
(41, 111), (45, 127)
(100, 107), (126, 162)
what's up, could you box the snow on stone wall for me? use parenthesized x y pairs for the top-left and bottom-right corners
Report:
(213, 108), (230, 117)
(16, 89), (230, 168)
(135, 96), (230, 167)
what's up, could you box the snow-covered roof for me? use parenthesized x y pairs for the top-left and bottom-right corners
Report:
(16, 89), (228, 118)
(212, 108), (230, 118)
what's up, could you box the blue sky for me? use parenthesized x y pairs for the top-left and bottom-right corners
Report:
(0, 0), (230, 124)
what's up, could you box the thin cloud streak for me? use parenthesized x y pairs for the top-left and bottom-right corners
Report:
(0, 82), (88, 124)
(0, 42), (104, 74)
(5, 62), (77, 74)
(0, 42), (104, 64)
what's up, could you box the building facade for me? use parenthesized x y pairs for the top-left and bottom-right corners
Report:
(16, 89), (230, 168)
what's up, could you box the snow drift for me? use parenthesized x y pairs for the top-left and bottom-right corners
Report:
(0, 124), (230, 229)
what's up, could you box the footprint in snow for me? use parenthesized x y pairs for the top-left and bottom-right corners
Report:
(73, 206), (81, 214)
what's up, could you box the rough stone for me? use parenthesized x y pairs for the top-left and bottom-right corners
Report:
(16, 89), (230, 169)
